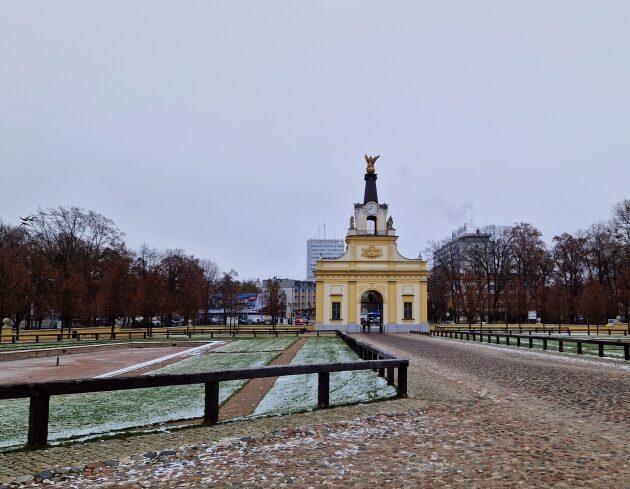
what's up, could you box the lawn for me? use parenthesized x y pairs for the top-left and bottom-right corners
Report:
(212, 337), (298, 352)
(254, 336), (397, 417)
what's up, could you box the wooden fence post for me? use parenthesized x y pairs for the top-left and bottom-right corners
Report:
(204, 382), (219, 425)
(386, 367), (395, 385)
(318, 372), (330, 408)
(27, 394), (50, 448)
(397, 366), (408, 397)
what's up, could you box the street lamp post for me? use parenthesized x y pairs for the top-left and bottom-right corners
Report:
(1, 318), (10, 344)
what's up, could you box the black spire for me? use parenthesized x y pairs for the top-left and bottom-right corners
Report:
(363, 172), (378, 204)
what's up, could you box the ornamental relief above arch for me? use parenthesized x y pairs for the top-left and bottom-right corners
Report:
(360, 245), (383, 259)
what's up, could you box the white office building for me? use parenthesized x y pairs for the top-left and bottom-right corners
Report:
(306, 239), (345, 280)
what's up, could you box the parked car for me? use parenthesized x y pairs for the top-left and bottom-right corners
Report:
(294, 318), (308, 326)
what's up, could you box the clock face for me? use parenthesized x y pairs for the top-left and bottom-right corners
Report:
(365, 202), (378, 215)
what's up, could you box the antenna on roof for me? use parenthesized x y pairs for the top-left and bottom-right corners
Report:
(324, 223), (326, 239)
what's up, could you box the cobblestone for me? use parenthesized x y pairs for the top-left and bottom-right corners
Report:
(1, 334), (629, 487)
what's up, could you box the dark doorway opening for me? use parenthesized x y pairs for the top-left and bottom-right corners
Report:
(360, 290), (383, 333)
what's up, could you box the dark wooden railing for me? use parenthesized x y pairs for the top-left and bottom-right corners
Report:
(433, 324), (630, 336)
(0, 327), (313, 345)
(422, 329), (630, 361)
(165, 327), (310, 339)
(337, 332), (408, 388)
(0, 333), (408, 449)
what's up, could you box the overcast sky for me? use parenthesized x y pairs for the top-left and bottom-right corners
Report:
(1, 1), (629, 280)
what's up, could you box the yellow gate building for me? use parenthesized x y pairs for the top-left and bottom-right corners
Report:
(314, 156), (429, 333)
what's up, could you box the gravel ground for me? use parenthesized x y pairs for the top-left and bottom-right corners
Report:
(2, 334), (629, 488)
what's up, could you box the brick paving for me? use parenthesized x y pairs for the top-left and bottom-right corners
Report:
(1, 334), (629, 488)
(219, 338), (307, 420)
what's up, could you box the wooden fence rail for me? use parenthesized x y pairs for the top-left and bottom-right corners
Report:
(0, 337), (408, 449)
(337, 331), (405, 387)
(421, 329), (630, 361)
(433, 324), (630, 336)
(0, 327), (312, 345)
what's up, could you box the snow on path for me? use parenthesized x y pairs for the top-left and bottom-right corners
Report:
(94, 342), (223, 378)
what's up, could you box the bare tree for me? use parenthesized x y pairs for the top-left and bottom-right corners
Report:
(612, 199), (630, 246)
(262, 277), (286, 331)
(510, 223), (547, 323)
(26, 207), (123, 336)
(219, 270), (240, 331)
(133, 245), (164, 334)
(97, 248), (134, 338)
(609, 200), (630, 323)
(465, 226), (514, 322)
(430, 239), (463, 323)
(427, 266), (449, 322)
(0, 223), (33, 339)
(552, 232), (588, 323)
(200, 259), (220, 325)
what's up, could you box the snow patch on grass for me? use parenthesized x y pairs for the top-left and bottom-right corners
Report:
(254, 337), (396, 417)
(213, 337), (298, 353)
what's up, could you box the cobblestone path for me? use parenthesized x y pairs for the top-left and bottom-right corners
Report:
(1, 334), (628, 488)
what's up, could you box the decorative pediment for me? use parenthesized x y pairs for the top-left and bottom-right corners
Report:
(361, 245), (383, 259)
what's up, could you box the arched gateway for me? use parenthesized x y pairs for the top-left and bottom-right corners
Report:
(360, 290), (383, 333)
(314, 155), (429, 333)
